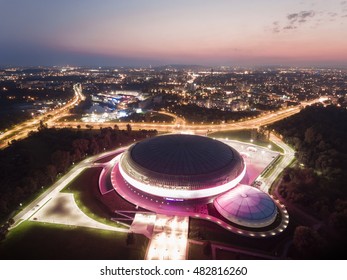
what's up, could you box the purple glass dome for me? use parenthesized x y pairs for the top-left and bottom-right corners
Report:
(214, 185), (277, 228)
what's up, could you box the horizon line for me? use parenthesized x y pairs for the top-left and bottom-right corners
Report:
(1, 64), (347, 70)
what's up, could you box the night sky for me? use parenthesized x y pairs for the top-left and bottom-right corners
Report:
(1, 0), (346, 67)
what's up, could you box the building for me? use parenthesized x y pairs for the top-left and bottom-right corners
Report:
(214, 184), (277, 228)
(117, 134), (246, 200)
(105, 134), (282, 231)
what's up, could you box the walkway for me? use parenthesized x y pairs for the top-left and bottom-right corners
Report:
(11, 147), (128, 228)
(29, 193), (128, 232)
(253, 133), (295, 193)
(145, 215), (189, 260)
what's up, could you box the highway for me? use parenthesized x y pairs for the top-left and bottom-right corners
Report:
(0, 90), (324, 149)
(157, 110), (186, 126)
(50, 97), (324, 135)
(0, 84), (84, 149)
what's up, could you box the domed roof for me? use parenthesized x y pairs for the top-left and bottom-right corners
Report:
(214, 185), (277, 228)
(119, 134), (245, 192)
(129, 134), (239, 176)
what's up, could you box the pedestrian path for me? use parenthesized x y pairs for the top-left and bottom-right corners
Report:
(29, 192), (129, 232)
(145, 214), (189, 260)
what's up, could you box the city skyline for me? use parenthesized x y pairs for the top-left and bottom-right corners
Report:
(1, 63), (346, 261)
(1, 0), (347, 67)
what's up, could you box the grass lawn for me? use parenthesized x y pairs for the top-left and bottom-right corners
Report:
(215, 248), (266, 260)
(0, 221), (148, 260)
(57, 114), (82, 122)
(62, 167), (127, 228)
(208, 129), (283, 153)
(187, 242), (212, 260)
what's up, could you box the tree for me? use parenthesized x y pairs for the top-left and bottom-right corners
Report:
(293, 226), (324, 259)
(203, 241), (212, 256)
(21, 176), (38, 193)
(0, 199), (8, 216)
(45, 164), (57, 183)
(126, 232), (135, 246)
(38, 120), (48, 131)
(8, 218), (15, 226)
(89, 138), (100, 155)
(329, 211), (347, 236)
(126, 123), (132, 133)
(72, 139), (89, 154)
(51, 150), (70, 172)
(0, 227), (8, 242)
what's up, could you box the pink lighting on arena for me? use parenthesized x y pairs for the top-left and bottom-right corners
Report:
(117, 160), (246, 200)
(214, 184), (278, 228)
(102, 134), (288, 234)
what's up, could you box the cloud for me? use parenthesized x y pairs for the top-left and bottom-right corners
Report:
(283, 25), (297, 30)
(287, 13), (299, 21)
(270, 4), (347, 34)
(287, 10), (315, 22)
(271, 21), (281, 33)
(301, 11), (315, 18)
(281, 10), (315, 31)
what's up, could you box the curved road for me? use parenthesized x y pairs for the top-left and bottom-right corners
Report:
(255, 133), (295, 193)
(0, 84), (84, 149)
(51, 98), (325, 134)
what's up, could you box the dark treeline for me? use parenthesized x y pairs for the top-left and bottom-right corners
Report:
(119, 112), (174, 123)
(269, 104), (347, 258)
(171, 104), (261, 124)
(0, 81), (73, 102)
(0, 125), (157, 223)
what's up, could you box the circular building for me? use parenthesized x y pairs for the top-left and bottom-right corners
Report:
(117, 134), (246, 200)
(214, 184), (277, 228)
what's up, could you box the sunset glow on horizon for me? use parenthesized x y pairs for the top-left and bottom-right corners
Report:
(1, 0), (347, 67)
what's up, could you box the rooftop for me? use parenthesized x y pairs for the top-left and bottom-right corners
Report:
(129, 134), (238, 176)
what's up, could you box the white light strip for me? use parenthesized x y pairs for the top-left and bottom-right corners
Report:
(118, 163), (246, 199)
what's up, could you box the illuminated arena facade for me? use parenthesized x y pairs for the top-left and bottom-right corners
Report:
(104, 134), (287, 234)
(117, 134), (246, 200)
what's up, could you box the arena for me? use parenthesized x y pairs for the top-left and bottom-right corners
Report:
(117, 134), (246, 200)
(102, 134), (287, 234)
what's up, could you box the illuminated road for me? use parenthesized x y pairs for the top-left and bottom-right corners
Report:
(0, 96), (324, 150)
(255, 133), (295, 193)
(157, 110), (186, 126)
(0, 84), (84, 149)
(50, 98), (325, 134)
